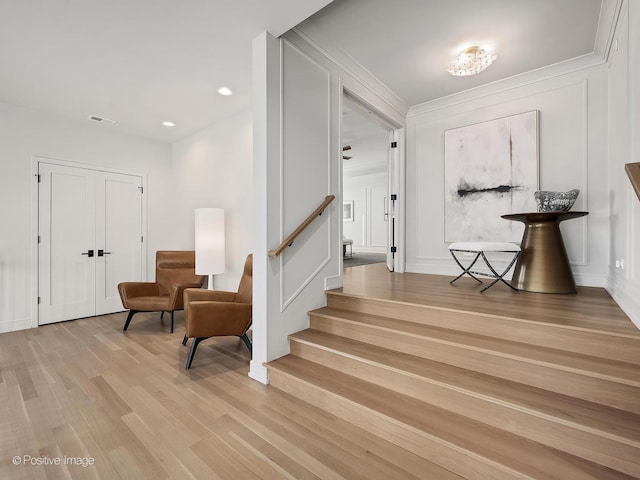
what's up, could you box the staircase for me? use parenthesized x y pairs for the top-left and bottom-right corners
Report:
(267, 274), (640, 479)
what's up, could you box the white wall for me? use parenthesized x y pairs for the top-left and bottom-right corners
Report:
(606, 1), (640, 328)
(251, 30), (407, 383)
(0, 102), (172, 333)
(170, 110), (253, 292)
(343, 171), (387, 253)
(405, 62), (610, 288)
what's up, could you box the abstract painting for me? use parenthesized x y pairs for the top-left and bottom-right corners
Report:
(444, 111), (538, 242)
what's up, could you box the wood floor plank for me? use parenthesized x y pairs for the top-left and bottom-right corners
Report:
(211, 413), (321, 480)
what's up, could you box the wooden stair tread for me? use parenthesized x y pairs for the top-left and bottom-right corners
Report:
(310, 307), (640, 386)
(260, 392), (465, 480)
(327, 289), (640, 339)
(327, 290), (640, 366)
(268, 355), (634, 480)
(336, 265), (639, 335)
(290, 329), (640, 445)
(326, 289), (640, 342)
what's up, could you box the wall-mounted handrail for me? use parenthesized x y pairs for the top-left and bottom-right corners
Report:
(268, 195), (335, 258)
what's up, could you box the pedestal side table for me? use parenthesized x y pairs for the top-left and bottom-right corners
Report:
(501, 211), (588, 294)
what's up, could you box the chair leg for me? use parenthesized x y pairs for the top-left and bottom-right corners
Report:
(239, 333), (252, 354)
(182, 335), (188, 346)
(123, 310), (138, 331)
(160, 311), (165, 320)
(185, 337), (207, 369)
(170, 311), (175, 333)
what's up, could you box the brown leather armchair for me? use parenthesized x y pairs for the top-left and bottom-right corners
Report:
(182, 254), (252, 369)
(118, 251), (205, 333)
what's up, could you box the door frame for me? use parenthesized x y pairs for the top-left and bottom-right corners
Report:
(341, 89), (406, 273)
(30, 155), (148, 328)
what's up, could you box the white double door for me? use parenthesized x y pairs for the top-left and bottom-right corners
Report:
(38, 162), (143, 325)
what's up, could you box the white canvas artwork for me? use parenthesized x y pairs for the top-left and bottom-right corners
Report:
(444, 111), (539, 242)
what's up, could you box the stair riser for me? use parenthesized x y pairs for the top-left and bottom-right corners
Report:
(290, 339), (640, 477)
(311, 315), (640, 414)
(327, 294), (640, 365)
(268, 367), (526, 480)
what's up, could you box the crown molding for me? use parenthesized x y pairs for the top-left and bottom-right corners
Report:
(407, 53), (605, 118)
(594, 0), (624, 62)
(291, 25), (410, 118)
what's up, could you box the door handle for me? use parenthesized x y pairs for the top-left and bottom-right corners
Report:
(81, 249), (94, 257)
(97, 250), (112, 257)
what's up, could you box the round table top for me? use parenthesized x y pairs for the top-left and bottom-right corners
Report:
(501, 211), (588, 223)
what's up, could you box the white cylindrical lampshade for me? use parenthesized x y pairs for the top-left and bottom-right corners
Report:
(195, 208), (225, 275)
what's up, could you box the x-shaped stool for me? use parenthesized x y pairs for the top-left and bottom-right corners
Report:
(448, 242), (521, 293)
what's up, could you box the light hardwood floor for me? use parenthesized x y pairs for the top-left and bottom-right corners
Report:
(0, 310), (457, 479)
(3, 265), (640, 479)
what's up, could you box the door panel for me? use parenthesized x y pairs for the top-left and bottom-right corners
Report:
(39, 162), (143, 324)
(95, 172), (143, 314)
(39, 164), (96, 324)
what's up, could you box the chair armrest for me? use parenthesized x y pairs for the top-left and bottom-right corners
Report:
(168, 283), (208, 310)
(118, 282), (160, 306)
(185, 301), (252, 338)
(184, 289), (236, 303)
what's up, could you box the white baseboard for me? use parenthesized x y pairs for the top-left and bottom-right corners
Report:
(606, 274), (640, 331)
(352, 247), (386, 254)
(0, 317), (34, 334)
(408, 264), (608, 289)
(324, 274), (342, 291)
(574, 273), (607, 288)
(249, 360), (269, 384)
(406, 263), (458, 277)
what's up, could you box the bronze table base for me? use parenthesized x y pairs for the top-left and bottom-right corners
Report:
(501, 212), (588, 294)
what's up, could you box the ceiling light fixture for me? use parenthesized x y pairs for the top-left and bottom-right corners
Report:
(448, 46), (497, 77)
(217, 87), (233, 96)
(162, 121), (175, 127)
(87, 114), (117, 126)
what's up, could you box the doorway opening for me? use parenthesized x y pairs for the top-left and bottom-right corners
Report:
(341, 92), (402, 271)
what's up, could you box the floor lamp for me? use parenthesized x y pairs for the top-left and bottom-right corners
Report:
(195, 208), (225, 289)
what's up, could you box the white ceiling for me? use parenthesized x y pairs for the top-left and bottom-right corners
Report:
(0, 0), (619, 144)
(0, 0), (333, 143)
(297, 0), (616, 108)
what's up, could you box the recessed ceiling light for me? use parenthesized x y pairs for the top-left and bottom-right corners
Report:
(162, 121), (175, 127)
(87, 114), (117, 126)
(218, 87), (233, 96)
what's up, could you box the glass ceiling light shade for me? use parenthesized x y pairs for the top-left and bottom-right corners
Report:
(195, 208), (225, 290)
(448, 46), (497, 76)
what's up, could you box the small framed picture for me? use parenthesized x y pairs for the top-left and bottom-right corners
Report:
(343, 201), (354, 222)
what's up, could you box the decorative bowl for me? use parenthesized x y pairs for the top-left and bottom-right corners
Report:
(534, 189), (580, 212)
